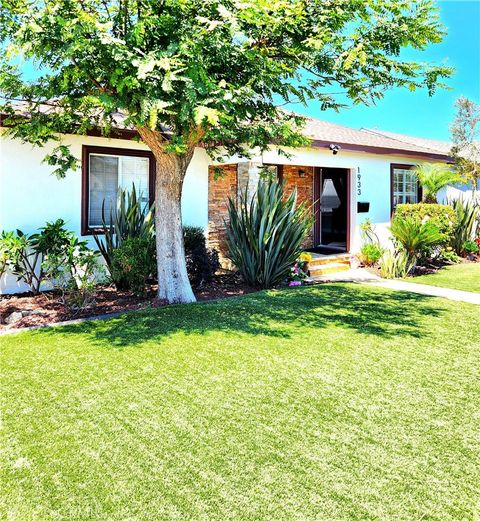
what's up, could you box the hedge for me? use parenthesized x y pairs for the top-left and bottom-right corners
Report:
(395, 203), (457, 244)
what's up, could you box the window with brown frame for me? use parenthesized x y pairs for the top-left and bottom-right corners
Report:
(81, 145), (155, 235)
(390, 163), (422, 212)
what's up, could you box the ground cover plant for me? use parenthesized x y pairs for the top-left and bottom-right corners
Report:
(1, 285), (479, 520)
(411, 262), (480, 293)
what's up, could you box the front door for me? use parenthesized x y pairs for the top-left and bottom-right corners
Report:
(313, 167), (349, 253)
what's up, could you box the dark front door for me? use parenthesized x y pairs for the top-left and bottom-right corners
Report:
(313, 167), (349, 253)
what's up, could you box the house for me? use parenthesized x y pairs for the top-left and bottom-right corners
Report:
(0, 111), (473, 294)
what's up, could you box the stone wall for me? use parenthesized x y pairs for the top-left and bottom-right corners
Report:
(207, 164), (238, 267)
(282, 165), (315, 248)
(207, 163), (316, 266)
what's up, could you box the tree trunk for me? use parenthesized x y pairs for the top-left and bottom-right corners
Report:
(137, 127), (196, 304)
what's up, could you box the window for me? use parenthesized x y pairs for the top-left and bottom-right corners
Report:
(82, 146), (154, 234)
(391, 164), (420, 209)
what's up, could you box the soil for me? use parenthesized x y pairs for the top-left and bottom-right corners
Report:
(0, 273), (256, 331)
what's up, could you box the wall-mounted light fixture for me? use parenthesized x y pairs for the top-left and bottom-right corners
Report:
(298, 169), (306, 178)
(329, 143), (341, 155)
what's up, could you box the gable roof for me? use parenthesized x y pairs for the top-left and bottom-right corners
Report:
(298, 115), (451, 160)
(361, 128), (452, 155)
(1, 100), (452, 161)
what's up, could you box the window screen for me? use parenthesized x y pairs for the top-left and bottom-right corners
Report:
(88, 153), (150, 227)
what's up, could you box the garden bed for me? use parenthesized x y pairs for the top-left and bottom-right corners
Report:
(0, 274), (255, 331)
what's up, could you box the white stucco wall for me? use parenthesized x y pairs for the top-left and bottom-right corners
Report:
(0, 134), (210, 294)
(1, 133), (475, 295)
(257, 146), (444, 253)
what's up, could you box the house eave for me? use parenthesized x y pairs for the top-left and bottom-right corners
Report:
(310, 139), (452, 162)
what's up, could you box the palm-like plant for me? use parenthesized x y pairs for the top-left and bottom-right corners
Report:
(227, 178), (313, 288)
(390, 216), (443, 260)
(413, 163), (462, 203)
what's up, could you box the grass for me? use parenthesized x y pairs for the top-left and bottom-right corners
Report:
(412, 262), (480, 293)
(1, 284), (479, 520)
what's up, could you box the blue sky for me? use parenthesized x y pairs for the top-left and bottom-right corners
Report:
(294, 0), (480, 141)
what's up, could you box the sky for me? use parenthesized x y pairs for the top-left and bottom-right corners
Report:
(17, 0), (480, 142)
(293, 0), (480, 141)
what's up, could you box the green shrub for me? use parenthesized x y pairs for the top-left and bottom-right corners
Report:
(439, 247), (461, 264)
(358, 243), (383, 266)
(43, 235), (103, 314)
(227, 178), (313, 288)
(94, 185), (154, 287)
(449, 198), (480, 256)
(390, 215), (444, 261)
(379, 249), (415, 279)
(0, 220), (74, 294)
(183, 226), (219, 287)
(462, 239), (480, 255)
(394, 203), (457, 245)
(110, 236), (156, 295)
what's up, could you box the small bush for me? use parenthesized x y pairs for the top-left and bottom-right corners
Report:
(390, 216), (444, 261)
(43, 236), (104, 314)
(439, 247), (461, 264)
(395, 204), (457, 245)
(94, 185), (154, 280)
(379, 250), (415, 279)
(462, 239), (480, 255)
(358, 243), (383, 266)
(111, 236), (156, 294)
(183, 226), (219, 286)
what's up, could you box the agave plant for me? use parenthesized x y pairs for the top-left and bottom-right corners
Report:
(413, 163), (462, 204)
(449, 198), (480, 255)
(226, 178), (314, 288)
(94, 185), (154, 287)
(379, 249), (416, 279)
(390, 216), (443, 261)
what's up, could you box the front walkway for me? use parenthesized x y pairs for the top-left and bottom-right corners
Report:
(313, 268), (480, 305)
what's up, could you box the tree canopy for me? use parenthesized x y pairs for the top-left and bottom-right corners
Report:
(450, 96), (480, 196)
(1, 0), (452, 174)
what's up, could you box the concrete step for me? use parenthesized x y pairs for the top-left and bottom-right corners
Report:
(309, 263), (351, 276)
(309, 253), (351, 267)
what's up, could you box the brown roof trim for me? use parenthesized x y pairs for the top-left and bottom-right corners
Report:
(1, 112), (453, 160)
(1, 113), (143, 141)
(310, 139), (452, 162)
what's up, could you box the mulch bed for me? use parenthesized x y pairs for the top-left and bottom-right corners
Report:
(0, 274), (256, 331)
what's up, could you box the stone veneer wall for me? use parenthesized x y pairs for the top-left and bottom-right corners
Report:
(207, 164), (238, 267)
(281, 165), (315, 248)
(207, 163), (315, 266)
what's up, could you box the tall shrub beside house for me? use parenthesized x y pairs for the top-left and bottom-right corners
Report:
(0, 0), (452, 304)
(449, 198), (480, 256)
(394, 204), (457, 246)
(226, 178), (313, 288)
(94, 187), (155, 290)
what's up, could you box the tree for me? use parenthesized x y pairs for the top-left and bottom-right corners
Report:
(450, 96), (480, 199)
(413, 163), (461, 203)
(0, 0), (452, 303)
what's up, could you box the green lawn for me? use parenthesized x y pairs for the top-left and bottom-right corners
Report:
(412, 262), (480, 293)
(1, 285), (479, 520)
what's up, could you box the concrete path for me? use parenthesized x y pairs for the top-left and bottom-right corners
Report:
(311, 268), (480, 305)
